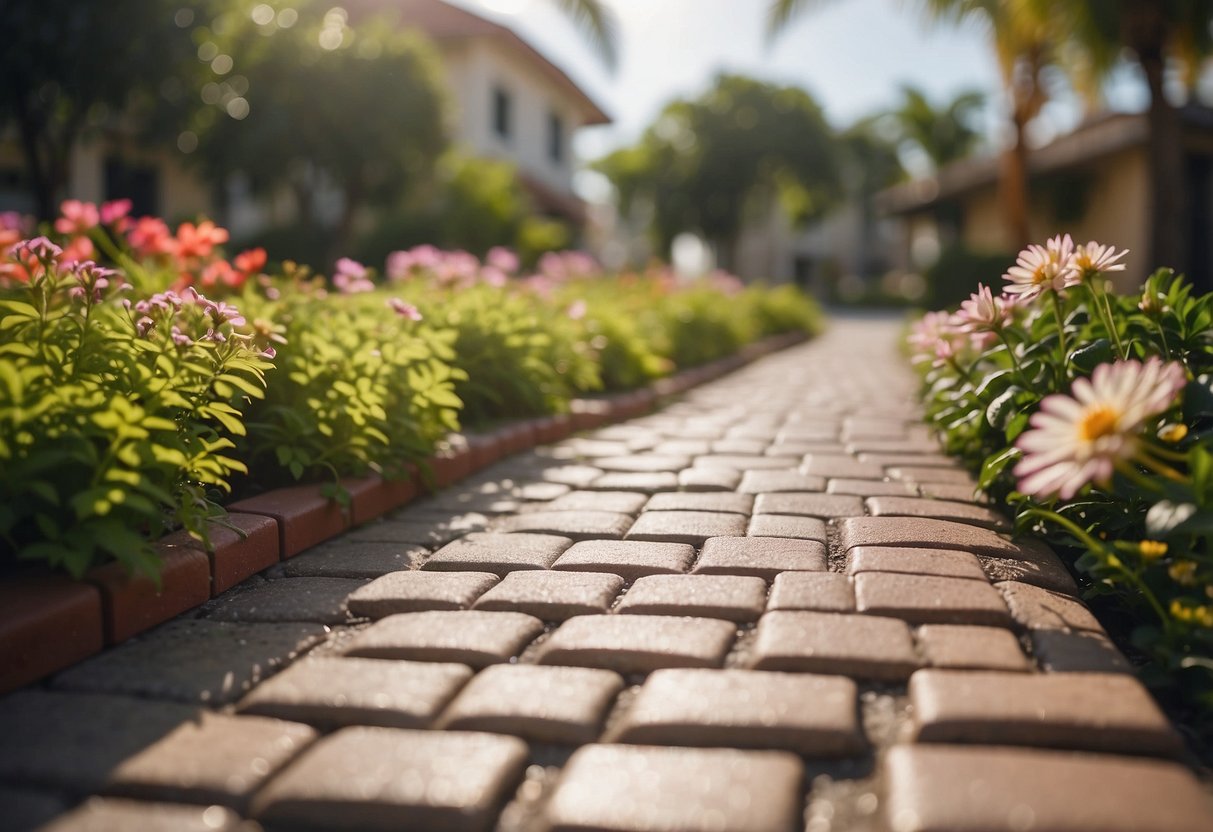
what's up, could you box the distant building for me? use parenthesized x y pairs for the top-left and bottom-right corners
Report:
(0, 0), (609, 233)
(875, 107), (1213, 292)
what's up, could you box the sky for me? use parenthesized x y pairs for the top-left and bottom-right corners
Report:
(446, 0), (1151, 169)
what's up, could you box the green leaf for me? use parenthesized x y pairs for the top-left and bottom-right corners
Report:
(985, 387), (1023, 430)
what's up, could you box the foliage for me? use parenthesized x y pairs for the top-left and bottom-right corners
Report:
(595, 73), (841, 267)
(912, 238), (1213, 748)
(923, 244), (1014, 309)
(882, 85), (985, 172)
(0, 245), (271, 578)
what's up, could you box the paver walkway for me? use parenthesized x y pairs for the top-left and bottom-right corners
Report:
(3, 314), (1212, 832)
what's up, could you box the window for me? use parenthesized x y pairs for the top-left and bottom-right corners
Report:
(547, 111), (564, 164)
(104, 157), (159, 217)
(492, 86), (512, 140)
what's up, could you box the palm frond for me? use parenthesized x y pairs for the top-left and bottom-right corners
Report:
(764, 0), (834, 43)
(549, 0), (618, 71)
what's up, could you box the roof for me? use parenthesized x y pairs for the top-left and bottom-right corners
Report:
(345, 0), (611, 125)
(876, 106), (1213, 216)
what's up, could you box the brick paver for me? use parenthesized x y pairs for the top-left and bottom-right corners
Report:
(616, 668), (864, 756)
(15, 317), (1210, 832)
(437, 664), (622, 744)
(237, 657), (472, 728)
(545, 745), (804, 832)
(616, 574), (767, 621)
(251, 727), (527, 831)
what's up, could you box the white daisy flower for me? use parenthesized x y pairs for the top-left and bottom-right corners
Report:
(955, 283), (1013, 333)
(1014, 358), (1187, 499)
(1003, 234), (1076, 302)
(1066, 241), (1129, 286)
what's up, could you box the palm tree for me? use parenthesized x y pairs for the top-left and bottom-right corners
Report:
(768, 0), (1054, 248)
(551, 0), (619, 70)
(888, 85), (985, 170)
(1042, 0), (1212, 271)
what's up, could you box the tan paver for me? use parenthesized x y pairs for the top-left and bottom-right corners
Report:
(853, 572), (1012, 627)
(438, 664), (623, 744)
(537, 614), (735, 674)
(996, 580), (1104, 633)
(252, 727), (527, 831)
(827, 478), (918, 497)
(695, 454), (797, 470)
(616, 668), (864, 756)
(545, 744), (804, 832)
(617, 574), (767, 622)
(346, 571), (499, 617)
(422, 532), (572, 575)
(594, 454), (693, 473)
(712, 438), (768, 454)
(802, 454), (885, 480)
(888, 466), (976, 485)
(41, 799), (242, 832)
(753, 492), (864, 518)
(103, 713), (315, 809)
(547, 490), (649, 514)
(237, 657), (472, 729)
(885, 744), (1213, 832)
(847, 546), (987, 581)
(587, 472), (680, 493)
(838, 517), (1044, 560)
(343, 610), (543, 667)
(626, 510), (749, 545)
(747, 514), (828, 541)
(643, 492), (754, 514)
(738, 470), (826, 494)
(678, 467), (741, 491)
(748, 610), (919, 680)
(767, 572), (855, 612)
(472, 570), (623, 619)
(553, 540), (695, 581)
(494, 510), (634, 541)
(910, 669), (1183, 757)
(865, 496), (1010, 531)
(695, 536), (827, 578)
(916, 625), (1031, 672)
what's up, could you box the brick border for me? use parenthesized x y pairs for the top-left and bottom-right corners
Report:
(0, 330), (809, 693)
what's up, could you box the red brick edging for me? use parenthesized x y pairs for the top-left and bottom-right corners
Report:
(0, 329), (809, 694)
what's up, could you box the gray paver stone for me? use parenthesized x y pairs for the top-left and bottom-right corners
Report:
(847, 547), (987, 581)
(52, 620), (326, 705)
(547, 490), (650, 514)
(252, 727), (528, 832)
(915, 625), (1031, 672)
(282, 540), (428, 578)
(626, 510), (750, 546)
(644, 492), (754, 514)
(594, 454), (693, 473)
(103, 712), (316, 810)
(237, 657), (472, 729)
(617, 668), (864, 756)
(343, 610), (544, 667)
(347, 571), (499, 617)
(587, 472), (680, 493)
(853, 572), (1012, 627)
(1030, 629), (1133, 673)
(753, 492), (864, 518)
(472, 570), (623, 619)
(802, 454), (886, 480)
(204, 577), (367, 624)
(40, 799), (242, 832)
(747, 514), (828, 541)
(545, 744), (804, 832)
(438, 664), (623, 745)
(679, 468), (742, 492)
(865, 496), (1009, 531)
(996, 581), (1104, 633)
(695, 536), (827, 578)
(738, 470), (826, 494)
(494, 510), (636, 541)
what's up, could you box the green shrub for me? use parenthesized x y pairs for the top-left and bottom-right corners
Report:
(0, 244), (271, 577)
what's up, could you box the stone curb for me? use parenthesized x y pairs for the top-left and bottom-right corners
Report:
(0, 329), (810, 694)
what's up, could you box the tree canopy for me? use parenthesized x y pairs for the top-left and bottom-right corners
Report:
(596, 73), (841, 267)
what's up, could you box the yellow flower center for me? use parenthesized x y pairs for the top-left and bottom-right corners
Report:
(1078, 405), (1120, 442)
(1031, 267), (1049, 285)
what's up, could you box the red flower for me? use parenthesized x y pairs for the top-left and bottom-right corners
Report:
(54, 200), (100, 235)
(233, 247), (267, 275)
(128, 217), (176, 257)
(175, 220), (229, 260)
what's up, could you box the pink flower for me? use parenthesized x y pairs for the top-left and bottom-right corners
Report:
(385, 250), (413, 281)
(486, 246), (519, 274)
(54, 200), (100, 235)
(333, 257), (374, 293)
(1014, 358), (1187, 499)
(955, 284), (1013, 333)
(908, 310), (966, 367)
(233, 247), (267, 276)
(1066, 241), (1129, 286)
(480, 266), (508, 288)
(566, 299), (587, 320)
(14, 236), (63, 262)
(387, 297), (423, 321)
(99, 199), (133, 229)
(58, 236), (95, 265)
(127, 217), (176, 257)
(174, 220), (229, 260)
(1003, 234), (1076, 302)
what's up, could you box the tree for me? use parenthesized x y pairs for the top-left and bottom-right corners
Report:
(596, 74), (841, 270)
(1043, 0), (1213, 271)
(184, 2), (449, 262)
(550, 0), (619, 70)
(886, 85), (985, 171)
(768, 0), (1054, 248)
(0, 0), (188, 219)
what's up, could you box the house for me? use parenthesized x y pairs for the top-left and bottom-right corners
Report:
(875, 107), (1213, 292)
(0, 0), (609, 234)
